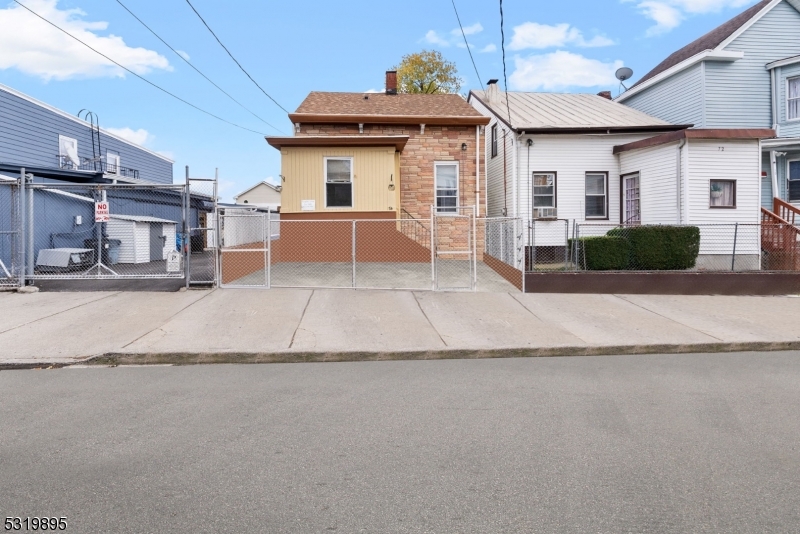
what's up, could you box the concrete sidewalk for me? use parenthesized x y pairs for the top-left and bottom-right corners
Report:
(2, 288), (800, 367)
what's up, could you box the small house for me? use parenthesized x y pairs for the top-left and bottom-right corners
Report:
(107, 215), (178, 264)
(234, 181), (282, 211)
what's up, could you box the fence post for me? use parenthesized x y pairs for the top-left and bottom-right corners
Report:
(18, 168), (25, 287)
(26, 177), (34, 278)
(267, 213), (272, 289)
(731, 222), (739, 272)
(352, 220), (356, 289)
(472, 206), (477, 291)
(184, 166), (190, 289)
(430, 208), (435, 291)
(520, 219), (526, 293)
(263, 214), (268, 288)
(213, 168), (220, 288)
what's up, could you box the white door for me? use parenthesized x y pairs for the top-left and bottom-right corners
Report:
(106, 151), (121, 175)
(623, 173), (641, 224)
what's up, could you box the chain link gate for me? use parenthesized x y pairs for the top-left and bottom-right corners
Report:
(433, 206), (476, 291)
(0, 179), (21, 288)
(185, 170), (219, 287)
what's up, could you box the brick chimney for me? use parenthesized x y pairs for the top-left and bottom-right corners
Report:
(597, 91), (612, 100)
(385, 71), (397, 95)
(486, 79), (499, 103)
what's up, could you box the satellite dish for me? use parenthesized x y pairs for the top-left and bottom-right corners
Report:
(615, 67), (634, 82)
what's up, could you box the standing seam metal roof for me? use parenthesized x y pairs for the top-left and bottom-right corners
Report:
(470, 91), (678, 130)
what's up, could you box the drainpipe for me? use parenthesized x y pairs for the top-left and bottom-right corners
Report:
(513, 134), (520, 218)
(475, 125), (480, 216)
(771, 150), (780, 204)
(676, 139), (686, 224)
(770, 68), (780, 137)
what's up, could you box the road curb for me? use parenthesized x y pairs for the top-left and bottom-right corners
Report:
(4, 341), (800, 370)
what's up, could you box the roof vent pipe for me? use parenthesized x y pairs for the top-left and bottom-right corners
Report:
(597, 91), (612, 100)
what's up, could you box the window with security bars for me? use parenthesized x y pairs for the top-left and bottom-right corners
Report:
(325, 157), (353, 208)
(533, 173), (555, 208)
(435, 162), (459, 213)
(789, 160), (800, 202)
(585, 173), (607, 218)
(789, 77), (800, 121)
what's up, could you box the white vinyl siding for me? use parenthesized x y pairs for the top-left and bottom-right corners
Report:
(106, 219), (136, 263)
(705, 1), (800, 128)
(471, 97), (512, 217)
(686, 140), (760, 223)
(621, 64), (705, 127)
(618, 142), (682, 225)
(781, 64), (800, 137)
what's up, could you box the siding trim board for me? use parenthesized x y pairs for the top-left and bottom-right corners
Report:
(614, 128), (776, 154)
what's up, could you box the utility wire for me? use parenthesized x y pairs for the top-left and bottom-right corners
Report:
(184, 0), (290, 114)
(11, 0), (268, 136)
(450, 0), (482, 88)
(499, 0), (513, 124)
(114, 0), (283, 134)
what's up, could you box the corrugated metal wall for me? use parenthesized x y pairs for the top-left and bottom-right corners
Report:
(0, 86), (173, 184)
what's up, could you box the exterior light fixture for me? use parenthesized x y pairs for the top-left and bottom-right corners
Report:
(461, 143), (467, 151)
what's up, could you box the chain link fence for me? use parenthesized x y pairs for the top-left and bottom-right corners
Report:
(519, 222), (800, 273)
(186, 178), (218, 286)
(483, 217), (524, 290)
(28, 183), (188, 280)
(0, 179), (21, 288)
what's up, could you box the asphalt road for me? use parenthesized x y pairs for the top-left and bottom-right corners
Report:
(2, 353), (799, 533)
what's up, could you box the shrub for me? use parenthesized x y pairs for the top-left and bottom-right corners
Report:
(569, 236), (630, 271)
(608, 226), (700, 270)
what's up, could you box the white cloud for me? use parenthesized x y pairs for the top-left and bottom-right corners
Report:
(424, 30), (451, 47)
(175, 50), (190, 61)
(0, 0), (170, 80)
(627, 0), (755, 35)
(105, 127), (152, 146)
(363, 88), (382, 93)
(509, 22), (615, 50)
(509, 51), (623, 91)
(480, 44), (497, 53)
(452, 22), (483, 36)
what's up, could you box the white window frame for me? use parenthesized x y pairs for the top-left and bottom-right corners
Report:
(434, 161), (460, 214)
(106, 150), (120, 175)
(323, 156), (353, 209)
(788, 158), (800, 202)
(490, 124), (498, 158)
(58, 135), (78, 169)
(532, 172), (557, 209)
(709, 179), (737, 208)
(584, 172), (608, 219)
(788, 76), (800, 122)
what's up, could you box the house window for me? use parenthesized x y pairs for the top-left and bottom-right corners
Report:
(58, 135), (78, 169)
(491, 124), (498, 158)
(324, 157), (353, 208)
(710, 179), (736, 208)
(435, 162), (459, 213)
(585, 173), (607, 219)
(533, 173), (556, 208)
(789, 160), (800, 202)
(106, 151), (120, 175)
(789, 77), (800, 121)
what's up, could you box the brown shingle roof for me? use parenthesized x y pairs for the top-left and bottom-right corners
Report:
(632, 0), (772, 88)
(289, 92), (489, 125)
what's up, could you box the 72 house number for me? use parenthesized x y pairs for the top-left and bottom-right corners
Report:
(718, 146), (725, 151)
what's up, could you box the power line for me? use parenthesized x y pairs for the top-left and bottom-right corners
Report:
(499, 0), (513, 124)
(184, 0), (290, 114)
(11, 0), (268, 136)
(114, 0), (284, 134)
(450, 0), (482, 88)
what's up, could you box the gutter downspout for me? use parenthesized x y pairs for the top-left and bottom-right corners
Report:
(475, 125), (480, 216)
(502, 129), (508, 216)
(676, 139), (686, 224)
(771, 150), (780, 203)
(513, 134), (520, 218)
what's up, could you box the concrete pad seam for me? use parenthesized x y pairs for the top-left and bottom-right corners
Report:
(289, 290), (315, 349)
(411, 292), (448, 348)
(0, 292), (122, 335)
(508, 293), (591, 345)
(119, 290), (216, 349)
(614, 294), (726, 342)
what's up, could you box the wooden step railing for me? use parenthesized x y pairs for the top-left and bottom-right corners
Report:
(773, 198), (800, 227)
(761, 207), (800, 270)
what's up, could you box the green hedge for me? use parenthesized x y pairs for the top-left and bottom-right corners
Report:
(607, 226), (700, 270)
(570, 236), (630, 271)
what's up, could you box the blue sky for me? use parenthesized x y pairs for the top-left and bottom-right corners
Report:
(0, 0), (758, 200)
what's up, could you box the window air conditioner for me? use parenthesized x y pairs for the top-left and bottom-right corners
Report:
(532, 207), (557, 220)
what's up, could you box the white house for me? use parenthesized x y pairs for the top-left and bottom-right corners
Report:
(468, 82), (773, 269)
(233, 181), (282, 211)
